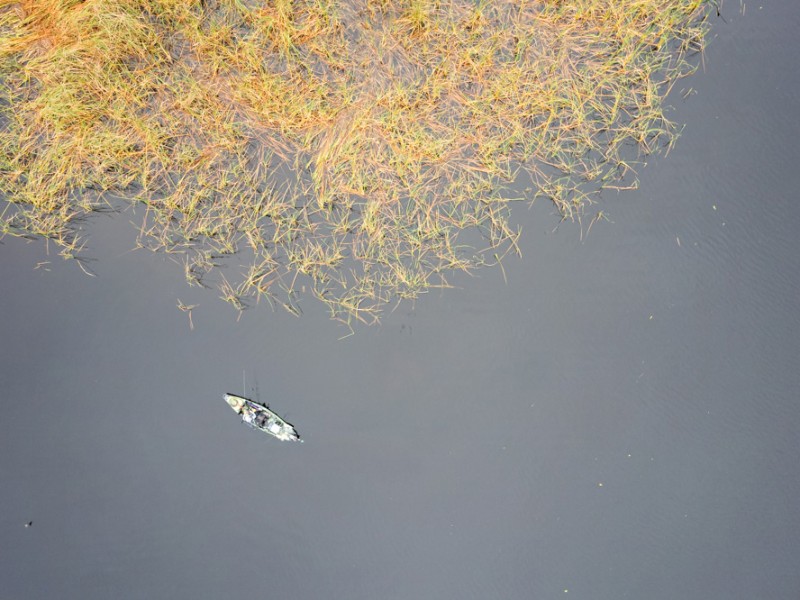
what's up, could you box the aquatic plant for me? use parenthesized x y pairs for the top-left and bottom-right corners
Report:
(0, 0), (715, 323)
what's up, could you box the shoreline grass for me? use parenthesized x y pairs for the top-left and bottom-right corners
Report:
(0, 0), (716, 324)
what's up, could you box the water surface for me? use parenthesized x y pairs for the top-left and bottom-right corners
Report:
(2, 4), (799, 599)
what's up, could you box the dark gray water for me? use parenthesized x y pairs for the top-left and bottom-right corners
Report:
(2, 4), (799, 599)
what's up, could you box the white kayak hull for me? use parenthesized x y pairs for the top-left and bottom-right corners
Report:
(224, 393), (301, 442)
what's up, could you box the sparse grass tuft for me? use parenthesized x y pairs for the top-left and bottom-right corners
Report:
(1, 0), (715, 324)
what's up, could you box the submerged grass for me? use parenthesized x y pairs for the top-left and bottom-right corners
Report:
(0, 0), (715, 323)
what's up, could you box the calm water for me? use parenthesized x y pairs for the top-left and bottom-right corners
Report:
(2, 4), (799, 599)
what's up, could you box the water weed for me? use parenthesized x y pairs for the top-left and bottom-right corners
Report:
(0, 0), (715, 323)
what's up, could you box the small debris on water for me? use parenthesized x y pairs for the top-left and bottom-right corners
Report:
(24, 521), (32, 528)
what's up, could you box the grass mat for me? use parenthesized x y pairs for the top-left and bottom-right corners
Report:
(0, 0), (714, 322)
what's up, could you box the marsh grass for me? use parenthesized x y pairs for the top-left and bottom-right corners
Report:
(0, 0), (714, 323)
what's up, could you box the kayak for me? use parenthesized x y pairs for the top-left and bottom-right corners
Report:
(224, 393), (301, 442)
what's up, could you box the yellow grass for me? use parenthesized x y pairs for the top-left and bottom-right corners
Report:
(0, 0), (715, 323)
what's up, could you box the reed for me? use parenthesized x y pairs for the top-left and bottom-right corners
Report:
(0, 0), (715, 323)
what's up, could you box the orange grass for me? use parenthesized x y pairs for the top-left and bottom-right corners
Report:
(0, 0), (715, 323)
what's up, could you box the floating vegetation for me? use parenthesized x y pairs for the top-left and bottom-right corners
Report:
(0, 0), (715, 323)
